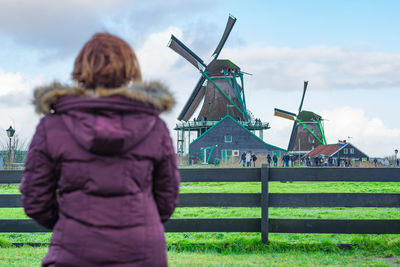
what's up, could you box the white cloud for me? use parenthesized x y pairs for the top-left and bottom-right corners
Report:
(137, 26), (185, 80)
(0, 0), (129, 33)
(221, 45), (400, 91)
(136, 26), (204, 133)
(0, 0), (213, 59)
(262, 116), (293, 150)
(321, 107), (400, 157)
(0, 69), (46, 143)
(0, 69), (45, 96)
(0, 0), (132, 56)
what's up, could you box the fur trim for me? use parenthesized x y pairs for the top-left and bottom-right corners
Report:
(33, 81), (175, 115)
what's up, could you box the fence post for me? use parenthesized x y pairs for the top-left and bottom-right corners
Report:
(261, 164), (269, 243)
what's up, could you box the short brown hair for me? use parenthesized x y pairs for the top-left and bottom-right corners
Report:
(72, 33), (142, 89)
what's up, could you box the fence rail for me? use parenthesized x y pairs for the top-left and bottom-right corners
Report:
(1, 167), (399, 243)
(2, 168), (400, 183)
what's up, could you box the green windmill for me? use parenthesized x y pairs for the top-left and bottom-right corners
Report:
(274, 81), (327, 153)
(167, 14), (248, 122)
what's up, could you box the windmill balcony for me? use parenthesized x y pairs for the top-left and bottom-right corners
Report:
(174, 119), (270, 132)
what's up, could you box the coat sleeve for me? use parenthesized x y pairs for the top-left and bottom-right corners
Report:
(20, 118), (59, 229)
(153, 120), (180, 223)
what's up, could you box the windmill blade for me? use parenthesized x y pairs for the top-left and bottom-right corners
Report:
(178, 76), (207, 121)
(212, 14), (237, 59)
(167, 35), (206, 70)
(298, 81), (308, 113)
(274, 108), (297, 121)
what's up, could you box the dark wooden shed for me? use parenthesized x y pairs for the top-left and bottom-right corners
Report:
(189, 116), (286, 164)
(305, 142), (369, 166)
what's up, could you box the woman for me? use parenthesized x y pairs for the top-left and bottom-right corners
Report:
(20, 33), (180, 266)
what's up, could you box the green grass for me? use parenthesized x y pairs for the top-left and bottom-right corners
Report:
(180, 181), (400, 193)
(0, 246), (398, 266)
(168, 251), (397, 267)
(3, 181), (400, 194)
(0, 181), (399, 266)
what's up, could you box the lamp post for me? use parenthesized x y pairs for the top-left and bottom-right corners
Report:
(6, 126), (15, 163)
(395, 149), (398, 168)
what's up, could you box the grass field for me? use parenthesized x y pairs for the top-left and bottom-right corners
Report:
(0, 180), (399, 266)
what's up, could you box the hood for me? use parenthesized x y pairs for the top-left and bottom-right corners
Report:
(33, 82), (175, 155)
(34, 81), (174, 115)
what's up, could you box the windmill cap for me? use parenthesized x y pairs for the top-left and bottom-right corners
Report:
(205, 59), (240, 75)
(297, 110), (322, 121)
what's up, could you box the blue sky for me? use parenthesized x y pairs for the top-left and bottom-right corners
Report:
(0, 0), (399, 157)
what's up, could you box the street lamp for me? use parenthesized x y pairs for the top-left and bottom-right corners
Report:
(395, 149), (398, 168)
(6, 126), (15, 162)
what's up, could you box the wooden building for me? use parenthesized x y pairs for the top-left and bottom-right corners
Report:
(189, 116), (286, 164)
(305, 142), (369, 166)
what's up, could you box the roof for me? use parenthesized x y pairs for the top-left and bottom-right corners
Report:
(190, 115), (286, 151)
(205, 59), (240, 75)
(297, 110), (322, 121)
(305, 144), (341, 157)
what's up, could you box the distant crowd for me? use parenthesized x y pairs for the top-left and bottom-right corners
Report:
(239, 152), (372, 168)
(241, 152), (258, 167)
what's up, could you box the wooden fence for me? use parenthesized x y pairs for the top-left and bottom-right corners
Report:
(0, 167), (399, 244)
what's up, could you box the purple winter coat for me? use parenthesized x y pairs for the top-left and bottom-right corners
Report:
(20, 82), (180, 267)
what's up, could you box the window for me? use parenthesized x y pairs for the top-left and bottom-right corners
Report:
(344, 148), (348, 154)
(350, 148), (354, 154)
(224, 135), (232, 143)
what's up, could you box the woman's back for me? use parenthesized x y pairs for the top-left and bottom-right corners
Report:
(20, 33), (179, 267)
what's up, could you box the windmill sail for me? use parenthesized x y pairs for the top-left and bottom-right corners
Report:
(168, 15), (246, 122)
(212, 14), (237, 59)
(274, 108), (297, 120)
(298, 81), (308, 113)
(168, 35), (206, 70)
(178, 76), (206, 121)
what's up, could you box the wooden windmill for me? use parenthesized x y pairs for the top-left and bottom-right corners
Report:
(274, 81), (327, 153)
(167, 14), (248, 122)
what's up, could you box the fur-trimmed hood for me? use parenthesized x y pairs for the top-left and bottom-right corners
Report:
(32, 81), (175, 155)
(33, 81), (175, 115)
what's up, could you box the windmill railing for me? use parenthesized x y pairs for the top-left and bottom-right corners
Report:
(175, 121), (219, 128)
(0, 167), (400, 245)
(175, 120), (270, 129)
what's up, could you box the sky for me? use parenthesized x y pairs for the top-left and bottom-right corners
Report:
(0, 0), (399, 157)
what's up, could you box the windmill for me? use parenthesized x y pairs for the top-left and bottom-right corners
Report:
(167, 14), (248, 122)
(274, 81), (327, 153)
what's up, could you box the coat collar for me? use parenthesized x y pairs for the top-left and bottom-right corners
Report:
(33, 81), (175, 115)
